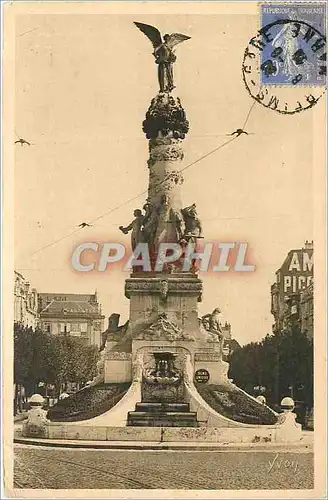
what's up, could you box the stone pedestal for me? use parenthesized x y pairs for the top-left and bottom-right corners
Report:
(125, 272), (202, 337)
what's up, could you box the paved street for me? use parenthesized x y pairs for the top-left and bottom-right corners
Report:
(14, 444), (313, 490)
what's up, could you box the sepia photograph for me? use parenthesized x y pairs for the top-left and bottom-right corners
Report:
(1, 1), (327, 498)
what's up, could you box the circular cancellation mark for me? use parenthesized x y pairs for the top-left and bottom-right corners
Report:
(242, 19), (326, 114)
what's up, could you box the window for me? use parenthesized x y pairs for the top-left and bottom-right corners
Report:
(60, 323), (71, 333)
(44, 323), (51, 333)
(80, 323), (88, 333)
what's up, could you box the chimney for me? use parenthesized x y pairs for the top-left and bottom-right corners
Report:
(304, 240), (313, 250)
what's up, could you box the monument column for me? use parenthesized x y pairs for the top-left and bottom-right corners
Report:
(142, 94), (189, 251)
(121, 22), (204, 340)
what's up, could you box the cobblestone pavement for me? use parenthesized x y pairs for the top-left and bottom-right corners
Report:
(14, 445), (313, 490)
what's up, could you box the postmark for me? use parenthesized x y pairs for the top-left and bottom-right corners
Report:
(242, 4), (326, 114)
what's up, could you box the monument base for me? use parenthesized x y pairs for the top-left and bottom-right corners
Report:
(23, 421), (302, 444)
(24, 276), (303, 444)
(23, 362), (303, 444)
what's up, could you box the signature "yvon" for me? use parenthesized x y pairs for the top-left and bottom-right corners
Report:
(268, 453), (299, 473)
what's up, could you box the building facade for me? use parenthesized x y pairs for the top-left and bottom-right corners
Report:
(271, 241), (314, 338)
(299, 282), (314, 340)
(38, 292), (105, 347)
(14, 271), (39, 329)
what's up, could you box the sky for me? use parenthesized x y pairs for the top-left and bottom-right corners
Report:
(14, 8), (315, 345)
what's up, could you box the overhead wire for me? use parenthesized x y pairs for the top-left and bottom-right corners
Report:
(23, 96), (259, 260)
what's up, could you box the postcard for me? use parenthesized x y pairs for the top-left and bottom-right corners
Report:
(2, 1), (326, 498)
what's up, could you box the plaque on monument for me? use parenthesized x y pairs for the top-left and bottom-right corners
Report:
(194, 369), (210, 384)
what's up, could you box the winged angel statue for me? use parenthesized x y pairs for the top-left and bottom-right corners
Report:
(134, 22), (191, 93)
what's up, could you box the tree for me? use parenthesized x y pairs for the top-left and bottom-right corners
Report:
(14, 323), (33, 387)
(14, 323), (50, 412)
(13, 323), (100, 408)
(14, 323), (32, 413)
(48, 335), (99, 395)
(229, 326), (313, 410)
(278, 326), (313, 407)
(228, 342), (262, 394)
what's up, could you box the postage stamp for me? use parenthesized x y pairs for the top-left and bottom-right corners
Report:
(242, 2), (326, 114)
(260, 3), (326, 86)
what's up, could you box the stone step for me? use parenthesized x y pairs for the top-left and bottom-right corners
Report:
(127, 420), (197, 427)
(127, 413), (198, 427)
(135, 402), (190, 413)
(128, 411), (197, 418)
(127, 410), (198, 428)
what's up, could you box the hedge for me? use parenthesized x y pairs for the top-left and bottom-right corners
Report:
(47, 383), (131, 422)
(196, 383), (278, 425)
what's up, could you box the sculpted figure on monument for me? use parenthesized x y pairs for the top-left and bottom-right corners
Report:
(142, 201), (153, 223)
(181, 203), (202, 242)
(134, 22), (190, 93)
(136, 312), (195, 341)
(200, 308), (224, 349)
(119, 209), (144, 250)
(167, 263), (177, 274)
(143, 352), (181, 385)
(142, 201), (158, 245)
(100, 313), (128, 351)
(153, 195), (185, 245)
(155, 37), (176, 93)
(143, 94), (189, 140)
(169, 207), (185, 242)
(159, 279), (169, 301)
(154, 194), (171, 246)
(201, 308), (223, 336)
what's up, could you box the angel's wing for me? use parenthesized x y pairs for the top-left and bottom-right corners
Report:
(134, 22), (162, 49)
(166, 33), (191, 49)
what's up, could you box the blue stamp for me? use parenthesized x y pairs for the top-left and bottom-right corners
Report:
(242, 4), (326, 114)
(260, 3), (326, 85)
